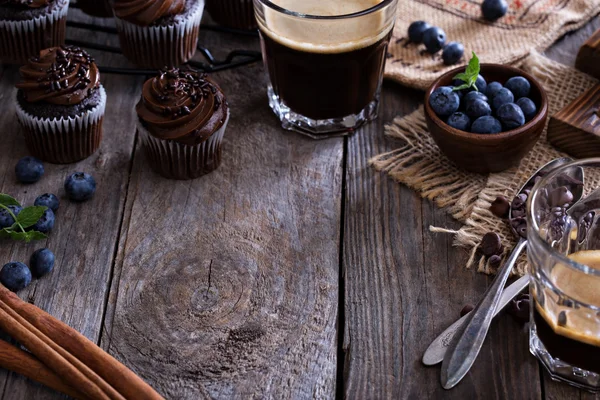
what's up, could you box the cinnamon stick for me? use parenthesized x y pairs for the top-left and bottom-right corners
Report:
(0, 304), (110, 399)
(0, 299), (125, 400)
(0, 340), (85, 399)
(0, 286), (164, 400)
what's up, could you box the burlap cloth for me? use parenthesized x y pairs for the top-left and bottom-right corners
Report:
(372, 51), (599, 275)
(385, 0), (600, 89)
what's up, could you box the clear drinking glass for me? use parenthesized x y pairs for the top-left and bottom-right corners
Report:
(528, 158), (600, 391)
(253, 0), (398, 139)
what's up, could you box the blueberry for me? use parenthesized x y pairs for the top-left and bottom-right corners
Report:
(65, 172), (96, 202)
(31, 209), (55, 233)
(491, 87), (514, 110)
(497, 103), (526, 130)
(504, 76), (531, 99)
(466, 99), (492, 119)
(447, 112), (471, 131)
(486, 81), (503, 99)
(474, 75), (487, 93)
(429, 86), (460, 117)
(30, 248), (55, 278)
(464, 91), (488, 106)
(408, 21), (431, 43)
(0, 205), (22, 229)
(482, 0), (508, 21)
(516, 97), (537, 121)
(34, 193), (59, 213)
(0, 262), (31, 292)
(15, 157), (44, 184)
(471, 116), (502, 134)
(442, 42), (464, 65)
(422, 27), (446, 54)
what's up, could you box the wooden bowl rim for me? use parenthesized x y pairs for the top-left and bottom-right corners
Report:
(424, 63), (549, 143)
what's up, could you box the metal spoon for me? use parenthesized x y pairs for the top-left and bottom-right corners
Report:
(440, 157), (581, 389)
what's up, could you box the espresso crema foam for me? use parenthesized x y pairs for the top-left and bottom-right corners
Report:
(259, 0), (391, 54)
(537, 250), (600, 347)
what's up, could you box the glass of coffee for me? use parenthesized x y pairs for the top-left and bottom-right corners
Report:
(253, 0), (398, 138)
(528, 158), (600, 390)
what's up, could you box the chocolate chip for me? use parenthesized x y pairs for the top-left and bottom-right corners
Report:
(480, 232), (503, 257)
(489, 254), (502, 269)
(490, 196), (510, 219)
(460, 304), (474, 317)
(558, 311), (567, 327)
(548, 186), (573, 207)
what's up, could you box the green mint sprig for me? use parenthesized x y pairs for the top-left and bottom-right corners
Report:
(452, 52), (480, 92)
(0, 194), (47, 242)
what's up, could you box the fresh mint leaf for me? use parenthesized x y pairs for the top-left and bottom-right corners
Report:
(17, 206), (47, 229)
(0, 229), (11, 239)
(451, 52), (481, 92)
(0, 194), (20, 207)
(7, 231), (30, 241)
(25, 231), (47, 241)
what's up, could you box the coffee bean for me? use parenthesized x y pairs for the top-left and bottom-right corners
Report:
(489, 254), (502, 269)
(511, 208), (525, 218)
(508, 293), (530, 324)
(490, 196), (510, 219)
(480, 232), (503, 257)
(512, 193), (528, 210)
(460, 304), (474, 317)
(549, 186), (573, 207)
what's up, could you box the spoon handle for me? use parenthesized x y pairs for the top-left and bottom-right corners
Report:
(440, 238), (528, 389)
(422, 274), (530, 366)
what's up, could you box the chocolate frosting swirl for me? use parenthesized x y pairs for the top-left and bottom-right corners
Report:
(136, 68), (228, 145)
(16, 46), (100, 106)
(0, 0), (51, 8)
(113, 0), (185, 26)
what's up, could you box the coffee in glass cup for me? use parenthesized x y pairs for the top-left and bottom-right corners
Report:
(253, 0), (398, 138)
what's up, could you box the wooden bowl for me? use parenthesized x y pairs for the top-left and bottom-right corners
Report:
(424, 64), (548, 174)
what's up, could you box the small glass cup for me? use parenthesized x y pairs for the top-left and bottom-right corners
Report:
(253, 0), (398, 139)
(528, 158), (600, 391)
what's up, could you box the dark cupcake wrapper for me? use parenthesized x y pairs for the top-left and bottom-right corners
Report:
(15, 85), (107, 164)
(206, 0), (256, 30)
(114, 0), (204, 69)
(0, 1), (69, 64)
(139, 110), (230, 180)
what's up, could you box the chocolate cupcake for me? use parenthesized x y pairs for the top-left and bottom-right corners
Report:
(0, 0), (69, 64)
(15, 46), (107, 164)
(136, 68), (230, 180)
(113, 0), (204, 69)
(206, 0), (256, 30)
(77, 0), (113, 18)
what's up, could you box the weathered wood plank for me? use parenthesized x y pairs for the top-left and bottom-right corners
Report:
(100, 30), (343, 399)
(342, 80), (542, 399)
(0, 9), (141, 399)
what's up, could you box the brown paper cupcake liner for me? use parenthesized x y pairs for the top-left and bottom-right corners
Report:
(15, 85), (107, 164)
(206, 0), (256, 30)
(139, 110), (230, 180)
(114, 0), (205, 69)
(0, 0), (69, 64)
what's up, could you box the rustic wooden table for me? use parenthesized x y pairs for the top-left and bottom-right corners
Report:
(1, 7), (599, 400)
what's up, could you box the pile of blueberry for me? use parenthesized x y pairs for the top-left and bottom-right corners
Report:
(408, 21), (464, 65)
(429, 75), (538, 134)
(1, 249), (55, 292)
(0, 156), (98, 292)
